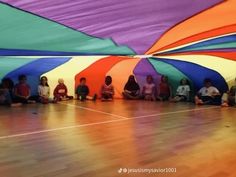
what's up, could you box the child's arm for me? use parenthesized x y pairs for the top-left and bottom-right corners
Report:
(197, 88), (203, 97)
(169, 85), (172, 98)
(53, 86), (58, 97)
(38, 86), (42, 97)
(48, 87), (50, 97)
(65, 85), (68, 96)
(211, 88), (220, 97)
(111, 86), (115, 95)
(186, 91), (190, 101)
(152, 85), (156, 95)
(186, 86), (191, 101)
(135, 89), (140, 95)
(229, 87), (234, 96)
(124, 89), (132, 94)
(124, 84), (131, 94)
(26, 89), (31, 99)
(142, 86), (146, 95)
(87, 86), (90, 95)
(176, 86), (180, 95)
(14, 86), (26, 98)
(156, 86), (160, 96)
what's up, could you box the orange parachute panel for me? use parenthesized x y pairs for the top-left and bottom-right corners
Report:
(160, 51), (236, 61)
(154, 24), (236, 53)
(74, 56), (131, 98)
(146, 0), (236, 54)
(106, 59), (141, 98)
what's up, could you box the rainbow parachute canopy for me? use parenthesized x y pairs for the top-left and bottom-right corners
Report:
(0, 0), (235, 98)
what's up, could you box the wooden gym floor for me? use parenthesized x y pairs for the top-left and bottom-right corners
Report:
(0, 100), (236, 177)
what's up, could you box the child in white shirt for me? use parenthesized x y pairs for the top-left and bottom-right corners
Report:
(172, 78), (190, 102)
(142, 75), (156, 101)
(38, 76), (55, 104)
(195, 78), (221, 105)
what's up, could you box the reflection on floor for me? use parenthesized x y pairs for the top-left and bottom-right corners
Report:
(0, 100), (235, 177)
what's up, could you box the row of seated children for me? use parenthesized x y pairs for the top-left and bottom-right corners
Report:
(38, 76), (74, 104)
(122, 74), (236, 107)
(0, 74), (109, 106)
(0, 75), (73, 106)
(1, 74), (235, 107)
(39, 73), (236, 107)
(122, 75), (189, 102)
(76, 76), (113, 101)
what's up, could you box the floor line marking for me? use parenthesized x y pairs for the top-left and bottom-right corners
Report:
(0, 106), (220, 140)
(132, 106), (219, 119)
(58, 102), (129, 119)
(0, 119), (127, 140)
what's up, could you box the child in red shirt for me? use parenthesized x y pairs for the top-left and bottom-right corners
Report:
(157, 75), (172, 101)
(14, 75), (36, 104)
(101, 76), (114, 101)
(53, 78), (73, 101)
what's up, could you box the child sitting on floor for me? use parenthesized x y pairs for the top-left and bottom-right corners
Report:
(76, 77), (97, 101)
(157, 75), (172, 101)
(142, 75), (156, 101)
(221, 77), (236, 107)
(122, 75), (140, 100)
(14, 74), (36, 104)
(53, 78), (73, 101)
(0, 81), (21, 107)
(171, 78), (190, 102)
(195, 78), (221, 105)
(38, 76), (54, 104)
(101, 76), (114, 101)
(1, 78), (14, 98)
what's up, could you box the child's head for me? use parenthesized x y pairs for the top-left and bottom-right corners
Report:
(80, 77), (86, 85)
(204, 78), (212, 88)
(40, 76), (48, 86)
(58, 78), (64, 85)
(180, 78), (189, 85)
(161, 75), (168, 83)
(2, 78), (14, 89)
(146, 75), (153, 84)
(105, 76), (112, 85)
(18, 74), (27, 84)
(128, 75), (135, 83)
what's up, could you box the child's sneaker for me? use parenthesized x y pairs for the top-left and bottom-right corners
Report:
(10, 103), (22, 107)
(28, 100), (36, 104)
(221, 102), (229, 107)
(195, 97), (203, 105)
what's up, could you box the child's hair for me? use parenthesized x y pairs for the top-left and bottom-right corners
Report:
(127, 75), (136, 83)
(40, 76), (49, 86)
(2, 78), (14, 89)
(80, 77), (86, 82)
(180, 78), (189, 85)
(161, 75), (168, 82)
(58, 78), (64, 84)
(204, 78), (212, 84)
(146, 75), (153, 82)
(18, 74), (27, 81)
(105, 76), (112, 85)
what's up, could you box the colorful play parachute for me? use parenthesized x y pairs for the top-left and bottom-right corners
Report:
(0, 0), (235, 98)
